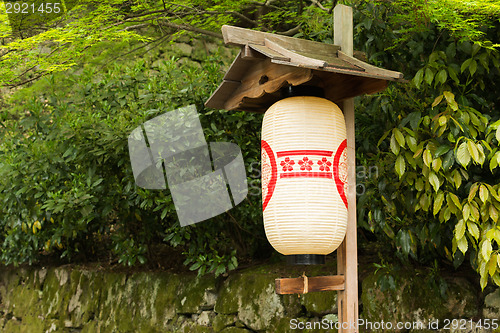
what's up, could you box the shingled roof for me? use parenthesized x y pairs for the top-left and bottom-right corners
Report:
(205, 25), (405, 113)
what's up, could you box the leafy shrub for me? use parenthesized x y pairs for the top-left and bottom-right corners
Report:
(0, 46), (265, 276)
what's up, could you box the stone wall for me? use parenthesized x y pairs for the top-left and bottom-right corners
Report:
(0, 262), (499, 333)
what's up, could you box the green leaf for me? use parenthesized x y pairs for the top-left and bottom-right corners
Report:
(472, 43), (481, 56)
(467, 221), (479, 240)
(488, 255), (498, 277)
(395, 155), (406, 178)
(479, 184), (489, 203)
(377, 129), (392, 147)
(486, 184), (500, 201)
(463, 203), (471, 221)
(456, 142), (471, 168)
(405, 151), (417, 169)
(406, 135), (417, 152)
(436, 69), (447, 85)
(413, 68), (424, 88)
(469, 59), (477, 76)
(438, 116), (447, 126)
(471, 204), (480, 221)
(457, 235), (468, 255)
(432, 158), (442, 172)
(468, 183), (479, 202)
(448, 65), (459, 83)
(415, 178), (424, 191)
(482, 240), (493, 262)
(442, 150), (455, 170)
(480, 270), (488, 290)
(490, 205), (499, 222)
(461, 58), (472, 73)
(408, 112), (422, 130)
(425, 67), (434, 85)
(394, 128), (405, 147)
(443, 91), (455, 104)
(398, 230), (411, 255)
(455, 219), (466, 239)
(215, 264), (226, 277)
(449, 193), (462, 210)
(429, 172), (440, 192)
(496, 127), (500, 142)
(433, 191), (445, 216)
(490, 155), (498, 171)
(452, 169), (462, 189)
(432, 95), (443, 108)
(467, 140), (480, 164)
(189, 262), (202, 271)
(434, 145), (450, 158)
(493, 274), (500, 287)
(390, 133), (400, 155)
(423, 149), (433, 167)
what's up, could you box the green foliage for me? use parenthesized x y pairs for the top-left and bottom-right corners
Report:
(0, 44), (263, 275)
(352, 0), (500, 289)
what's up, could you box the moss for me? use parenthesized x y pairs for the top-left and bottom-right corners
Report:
(212, 314), (236, 332)
(215, 271), (285, 331)
(152, 272), (181, 326)
(0, 264), (490, 333)
(268, 317), (302, 333)
(219, 328), (253, 333)
(484, 288), (500, 319)
(301, 291), (337, 316)
(2, 319), (22, 333)
(281, 294), (302, 317)
(361, 269), (479, 332)
(19, 314), (45, 331)
(7, 277), (41, 318)
(176, 274), (216, 314)
(182, 324), (214, 333)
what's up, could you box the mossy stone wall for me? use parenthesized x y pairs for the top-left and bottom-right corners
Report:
(0, 263), (499, 333)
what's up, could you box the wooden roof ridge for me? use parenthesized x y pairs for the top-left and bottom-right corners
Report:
(205, 25), (405, 113)
(221, 25), (403, 81)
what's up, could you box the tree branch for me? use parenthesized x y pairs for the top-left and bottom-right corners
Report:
(311, 0), (328, 12)
(157, 20), (222, 39)
(98, 35), (169, 71)
(277, 24), (302, 36)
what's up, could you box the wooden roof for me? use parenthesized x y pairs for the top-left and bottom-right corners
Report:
(205, 25), (405, 113)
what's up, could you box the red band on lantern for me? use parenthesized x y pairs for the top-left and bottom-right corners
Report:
(277, 150), (333, 157)
(333, 139), (348, 209)
(261, 140), (277, 212)
(280, 172), (333, 179)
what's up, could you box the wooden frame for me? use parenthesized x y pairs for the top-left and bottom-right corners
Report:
(205, 5), (404, 333)
(266, 6), (360, 332)
(205, 20), (404, 113)
(334, 6), (359, 333)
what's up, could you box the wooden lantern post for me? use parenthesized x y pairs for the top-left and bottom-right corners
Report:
(334, 5), (358, 332)
(205, 5), (404, 333)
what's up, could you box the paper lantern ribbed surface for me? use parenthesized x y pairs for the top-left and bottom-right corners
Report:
(261, 96), (348, 257)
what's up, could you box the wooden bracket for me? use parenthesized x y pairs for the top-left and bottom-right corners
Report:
(338, 50), (404, 80)
(264, 39), (327, 68)
(275, 275), (345, 295)
(223, 59), (312, 110)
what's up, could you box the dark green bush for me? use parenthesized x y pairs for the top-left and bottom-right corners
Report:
(0, 48), (265, 275)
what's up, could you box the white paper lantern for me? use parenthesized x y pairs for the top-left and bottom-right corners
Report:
(261, 92), (348, 264)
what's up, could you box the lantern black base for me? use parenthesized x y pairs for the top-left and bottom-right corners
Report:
(286, 254), (326, 265)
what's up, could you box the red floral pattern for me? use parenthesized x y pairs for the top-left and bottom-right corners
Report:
(280, 157), (295, 171)
(276, 151), (334, 179)
(317, 157), (332, 172)
(298, 157), (314, 171)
